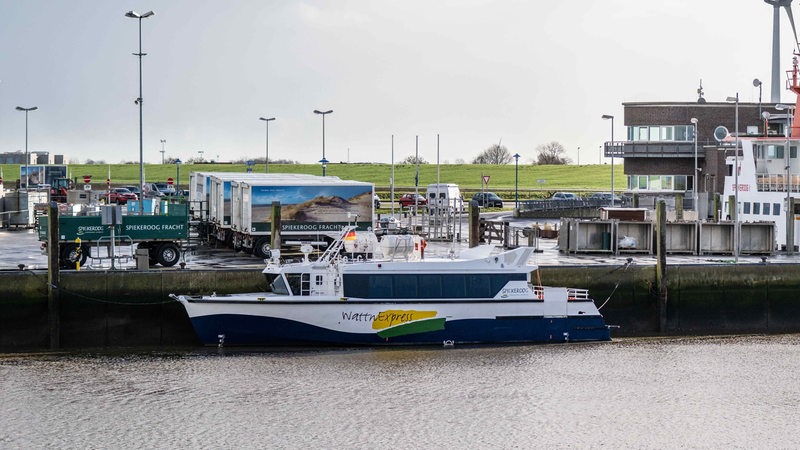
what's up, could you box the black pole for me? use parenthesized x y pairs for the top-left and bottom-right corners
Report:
(47, 201), (60, 349)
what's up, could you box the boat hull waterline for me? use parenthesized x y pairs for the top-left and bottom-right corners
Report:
(177, 295), (611, 346)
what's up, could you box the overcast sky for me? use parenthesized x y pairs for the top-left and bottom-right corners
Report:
(0, 0), (797, 166)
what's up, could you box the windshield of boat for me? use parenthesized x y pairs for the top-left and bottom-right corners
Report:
(270, 275), (290, 295)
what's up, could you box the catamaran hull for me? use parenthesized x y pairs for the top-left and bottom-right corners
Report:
(178, 299), (611, 346)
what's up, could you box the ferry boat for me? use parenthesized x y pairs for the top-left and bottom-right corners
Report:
(722, 53), (800, 251)
(171, 228), (612, 346)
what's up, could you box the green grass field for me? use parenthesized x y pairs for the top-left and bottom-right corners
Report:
(0, 162), (623, 199)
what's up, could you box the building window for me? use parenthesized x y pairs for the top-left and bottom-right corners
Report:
(675, 176), (687, 191)
(628, 125), (694, 143)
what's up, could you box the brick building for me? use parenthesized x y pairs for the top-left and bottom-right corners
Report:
(606, 100), (788, 213)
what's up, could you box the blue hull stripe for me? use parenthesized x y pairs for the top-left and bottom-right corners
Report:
(190, 315), (611, 346)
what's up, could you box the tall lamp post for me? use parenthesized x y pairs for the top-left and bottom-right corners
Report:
(125, 10), (155, 215)
(259, 117), (275, 173)
(160, 139), (166, 164)
(776, 103), (795, 253)
(726, 94), (740, 262)
(313, 109), (333, 176)
(319, 158), (329, 177)
(690, 117), (699, 215)
(15, 106), (37, 189)
(601, 114), (615, 206)
(513, 153), (520, 210)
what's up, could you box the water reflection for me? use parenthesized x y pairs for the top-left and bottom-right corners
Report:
(2, 335), (799, 448)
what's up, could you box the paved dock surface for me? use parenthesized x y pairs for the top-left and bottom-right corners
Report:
(2, 219), (797, 272)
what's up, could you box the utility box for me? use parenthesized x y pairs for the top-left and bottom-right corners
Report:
(570, 220), (614, 253)
(666, 222), (698, 254)
(600, 207), (648, 221)
(699, 222), (735, 255)
(135, 248), (150, 270)
(740, 222), (775, 255)
(616, 221), (653, 254)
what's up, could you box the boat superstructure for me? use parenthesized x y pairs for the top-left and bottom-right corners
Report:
(722, 52), (800, 251)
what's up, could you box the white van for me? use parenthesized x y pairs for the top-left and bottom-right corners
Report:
(426, 183), (463, 213)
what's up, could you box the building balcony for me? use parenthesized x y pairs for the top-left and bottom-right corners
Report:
(604, 141), (711, 158)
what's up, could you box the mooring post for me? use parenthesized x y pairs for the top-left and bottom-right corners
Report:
(468, 200), (480, 248)
(675, 193), (683, 220)
(656, 200), (668, 333)
(270, 201), (281, 250)
(47, 201), (60, 349)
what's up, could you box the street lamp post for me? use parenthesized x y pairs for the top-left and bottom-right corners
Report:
(15, 106), (38, 189)
(160, 139), (166, 164)
(577, 146), (580, 166)
(313, 109), (333, 176)
(776, 103), (795, 253)
(690, 117), (699, 215)
(319, 158), (329, 177)
(601, 114), (615, 206)
(726, 94), (740, 262)
(125, 10), (155, 215)
(259, 117), (276, 173)
(513, 153), (520, 210)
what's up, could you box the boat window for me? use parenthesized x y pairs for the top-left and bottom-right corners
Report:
(369, 275), (393, 298)
(468, 275), (491, 298)
(343, 273), (525, 299)
(442, 275), (466, 298)
(774, 203), (781, 215)
(394, 275), (418, 298)
(753, 203), (761, 214)
(792, 146), (797, 158)
(315, 275), (324, 286)
(743, 202), (751, 214)
(285, 273), (310, 296)
(271, 275), (290, 295)
(763, 203), (770, 215)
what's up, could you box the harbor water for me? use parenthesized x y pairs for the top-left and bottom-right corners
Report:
(2, 334), (799, 449)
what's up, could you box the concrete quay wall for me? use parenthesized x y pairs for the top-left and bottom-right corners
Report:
(1, 264), (799, 351)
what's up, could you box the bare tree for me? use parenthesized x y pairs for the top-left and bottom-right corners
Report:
(472, 144), (513, 164)
(535, 141), (571, 165)
(400, 155), (428, 164)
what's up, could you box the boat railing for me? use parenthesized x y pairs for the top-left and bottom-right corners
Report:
(319, 225), (358, 263)
(756, 174), (800, 192)
(567, 288), (590, 301)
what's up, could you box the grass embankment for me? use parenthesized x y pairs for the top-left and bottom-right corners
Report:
(0, 163), (622, 200)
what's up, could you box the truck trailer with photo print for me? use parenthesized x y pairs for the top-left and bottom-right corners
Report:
(229, 176), (374, 258)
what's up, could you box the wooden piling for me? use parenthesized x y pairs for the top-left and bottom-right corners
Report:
(270, 201), (281, 250)
(47, 201), (60, 349)
(655, 200), (667, 333)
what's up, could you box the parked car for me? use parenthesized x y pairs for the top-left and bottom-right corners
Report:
(121, 185), (161, 199)
(374, 194), (381, 209)
(550, 192), (580, 201)
(143, 182), (166, 197)
(108, 188), (138, 205)
(155, 182), (177, 196)
(589, 192), (622, 205)
(472, 192), (504, 208)
(398, 193), (427, 208)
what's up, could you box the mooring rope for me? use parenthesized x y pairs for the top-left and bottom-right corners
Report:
(21, 268), (179, 305)
(597, 258), (634, 311)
